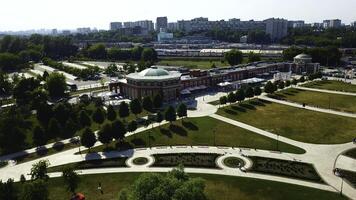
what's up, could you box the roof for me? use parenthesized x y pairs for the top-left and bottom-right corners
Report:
(294, 54), (312, 59)
(138, 66), (170, 77)
(126, 66), (181, 81)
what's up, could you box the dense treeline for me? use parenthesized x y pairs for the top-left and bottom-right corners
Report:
(282, 27), (356, 48)
(0, 35), (78, 71)
(283, 46), (342, 66)
(205, 28), (271, 44)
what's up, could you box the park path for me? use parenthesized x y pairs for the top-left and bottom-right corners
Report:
(0, 145), (336, 193)
(258, 96), (356, 118)
(296, 86), (356, 96)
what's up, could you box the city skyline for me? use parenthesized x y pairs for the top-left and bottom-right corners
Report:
(0, 0), (356, 31)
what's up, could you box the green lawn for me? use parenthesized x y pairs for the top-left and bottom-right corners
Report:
(217, 99), (356, 144)
(44, 173), (345, 200)
(88, 117), (305, 154)
(272, 88), (356, 113)
(303, 80), (356, 93)
(344, 148), (356, 159)
(157, 59), (230, 69)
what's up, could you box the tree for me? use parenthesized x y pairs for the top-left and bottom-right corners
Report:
(80, 128), (96, 151)
(264, 81), (276, 94)
(127, 120), (137, 133)
(20, 180), (49, 200)
(130, 98), (142, 117)
(92, 108), (105, 124)
(47, 118), (61, 138)
(119, 101), (130, 120)
(104, 64), (118, 77)
(156, 111), (163, 125)
(98, 123), (113, 146)
(278, 81), (285, 89)
(141, 48), (158, 62)
(291, 78), (298, 86)
(107, 105), (117, 121)
(245, 87), (254, 99)
(247, 52), (261, 63)
(53, 103), (71, 126)
(142, 96), (153, 112)
(253, 86), (262, 96)
(219, 96), (227, 105)
(62, 167), (80, 194)
(153, 93), (163, 109)
(111, 120), (126, 141)
(224, 49), (243, 66)
(36, 104), (53, 126)
(0, 179), (17, 200)
(285, 80), (291, 87)
(0, 72), (13, 98)
(45, 72), (67, 99)
(33, 126), (47, 147)
(235, 89), (245, 102)
(79, 110), (91, 127)
(30, 160), (49, 181)
(165, 106), (176, 123)
(87, 43), (107, 59)
(64, 118), (77, 138)
(299, 76), (305, 83)
(177, 103), (187, 119)
(227, 92), (236, 103)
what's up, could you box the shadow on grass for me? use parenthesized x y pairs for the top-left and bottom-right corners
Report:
(224, 109), (237, 115)
(53, 142), (64, 152)
(169, 124), (188, 136)
(36, 146), (48, 156)
(160, 128), (172, 138)
(231, 105), (246, 112)
(131, 138), (146, 146)
(240, 103), (256, 110)
(182, 121), (199, 131)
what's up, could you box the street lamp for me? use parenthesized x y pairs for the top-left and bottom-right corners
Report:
(334, 168), (344, 196)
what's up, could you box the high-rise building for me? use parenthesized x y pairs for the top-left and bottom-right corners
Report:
(167, 22), (179, 31)
(156, 17), (168, 31)
(351, 21), (356, 27)
(288, 20), (305, 28)
(77, 27), (91, 34)
(323, 19), (342, 28)
(110, 22), (123, 30)
(51, 29), (58, 35)
(265, 18), (288, 42)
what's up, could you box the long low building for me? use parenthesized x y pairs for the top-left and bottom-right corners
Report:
(109, 54), (320, 101)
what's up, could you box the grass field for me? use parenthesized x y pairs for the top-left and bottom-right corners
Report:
(272, 88), (356, 113)
(344, 148), (356, 159)
(44, 173), (346, 200)
(87, 117), (305, 154)
(157, 59), (230, 69)
(302, 80), (356, 93)
(217, 99), (356, 144)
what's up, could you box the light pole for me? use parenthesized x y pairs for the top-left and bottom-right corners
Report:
(334, 168), (344, 196)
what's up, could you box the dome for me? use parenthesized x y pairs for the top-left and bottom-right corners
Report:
(294, 54), (311, 59)
(138, 66), (170, 77)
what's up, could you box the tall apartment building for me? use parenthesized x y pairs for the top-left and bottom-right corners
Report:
(323, 19), (342, 28)
(110, 22), (123, 30)
(265, 18), (288, 42)
(167, 22), (179, 31)
(288, 20), (305, 28)
(351, 21), (356, 27)
(123, 20), (154, 31)
(77, 27), (91, 34)
(156, 17), (168, 31)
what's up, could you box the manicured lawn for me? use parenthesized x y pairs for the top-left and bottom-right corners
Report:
(303, 80), (356, 93)
(157, 59), (230, 69)
(44, 173), (346, 200)
(88, 117), (305, 154)
(272, 88), (356, 113)
(152, 153), (221, 168)
(344, 148), (356, 159)
(217, 99), (356, 144)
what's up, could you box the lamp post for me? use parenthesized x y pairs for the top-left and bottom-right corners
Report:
(334, 168), (344, 196)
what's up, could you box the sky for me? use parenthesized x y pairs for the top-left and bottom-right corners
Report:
(0, 0), (355, 31)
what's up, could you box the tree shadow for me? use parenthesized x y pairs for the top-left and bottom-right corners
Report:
(240, 103), (256, 110)
(169, 124), (188, 136)
(36, 146), (48, 156)
(53, 142), (65, 152)
(258, 99), (271, 104)
(231, 105), (246, 112)
(250, 100), (266, 107)
(160, 128), (172, 138)
(224, 109), (237, 115)
(115, 141), (133, 151)
(131, 138), (146, 147)
(182, 121), (199, 131)
(85, 152), (101, 160)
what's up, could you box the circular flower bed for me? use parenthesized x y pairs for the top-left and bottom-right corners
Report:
(132, 157), (149, 165)
(223, 157), (245, 168)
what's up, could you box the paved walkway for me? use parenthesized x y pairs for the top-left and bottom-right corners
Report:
(296, 86), (356, 96)
(259, 96), (356, 118)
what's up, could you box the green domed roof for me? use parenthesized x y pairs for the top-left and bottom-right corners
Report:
(294, 54), (312, 59)
(138, 67), (170, 77)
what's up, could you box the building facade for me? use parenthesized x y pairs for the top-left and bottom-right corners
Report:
(110, 22), (123, 30)
(265, 18), (288, 42)
(156, 17), (168, 31)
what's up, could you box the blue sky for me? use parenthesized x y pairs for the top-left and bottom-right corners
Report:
(0, 0), (355, 31)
